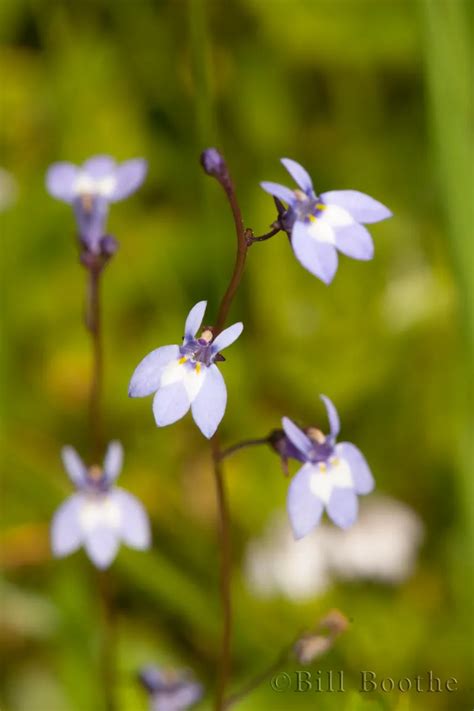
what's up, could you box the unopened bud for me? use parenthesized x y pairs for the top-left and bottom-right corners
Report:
(200, 147), (228, 179)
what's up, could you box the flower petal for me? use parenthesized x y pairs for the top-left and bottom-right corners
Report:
(321, 190), (392, 224)
(287, 463), (324, 539)
(84, 526), (120, 569)
(211, 322), (243, 354)
(282, 417), (313, 459)
(113, 489), (151, 549)
(184, 301), (207, 340)
(109, 158), (147, 202)
(260, 181), (295, 205)
(326, 487), (358, 529)
(292, 221), (338, 284)
(281, 158), (313, 193)
(82, 155), (116, 179)
(103, 441), (123, 484)
(46, 163), (79, 203)
(129, 345), (180, 397)
(191, 364), (227, 438)
(73, 195), (109, 252)
(153, 381), (191, 427)
(51, 494), (84, 557)
(334, 223), (374, 261)
(320, 394), (340, 440)
(61, 446), (88, 487)
(336, 442), (374, 494)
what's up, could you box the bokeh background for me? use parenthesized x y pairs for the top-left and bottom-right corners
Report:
(1, 0), (472, 710)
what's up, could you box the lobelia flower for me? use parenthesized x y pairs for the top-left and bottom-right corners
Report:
(283, 395), (374, 538)
(51, 441), (151, 569)
(261, 158), (391, 284)
(128, 301), (243, 438)
(139, 665), (203, 711)
(46, 155), (147, 254)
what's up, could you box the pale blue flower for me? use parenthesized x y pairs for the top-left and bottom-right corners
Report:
(129, 301), (243, 438)
(261, 158), (391, 283)
(46, 155), (147, 253)
(51, 441), (151, 569)
(284, 395), (374, 538)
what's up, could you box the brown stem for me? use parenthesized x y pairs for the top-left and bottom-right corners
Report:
(86, 265), (103, 462)
(211, 434), (232, 711)
(246, 226), (281, 244)
(85, 263), (115, 711)
(213, 176), (248, 335)
(219, 436), (270, 462)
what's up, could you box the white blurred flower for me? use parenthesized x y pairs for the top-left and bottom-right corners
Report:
(244, 496), (424, 601)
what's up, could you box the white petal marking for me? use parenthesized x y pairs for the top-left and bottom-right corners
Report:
(79, 494), (122, 534)
(159, 358), (206, 403)
(309, 458), (353, 503)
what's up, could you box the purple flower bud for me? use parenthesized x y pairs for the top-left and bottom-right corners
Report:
(200, 147), (227, 179)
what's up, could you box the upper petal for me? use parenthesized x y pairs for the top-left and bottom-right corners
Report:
(84, 526), (120, 569)
(191, 364), (227, 438)
(50, 494), (84, 557)
(281, 158), (313, 193)
(326, 487), (358, 529)
(82, 155), (116, 179)
(321, 190), (392, 224)
(103, 441), (123, 484)
(287, 463), (324, 539)
(152, 381), (191, 427)
(211, 322), (243, 354)
(336, 442), (374, 494)
(281, 417), (313, 459)
(129, 345), (180, 397)
(46, 163), (79, 203)
(61, 446), (88, 488)
(292, 221), (339, 284)
(320, 394), (340, 440)
(260, 181), (295, 205)
(184, 301), (207, 341)
(113, 489), (151, 549)
(334, 223), (374, 261)
(109, 158), (148, 202)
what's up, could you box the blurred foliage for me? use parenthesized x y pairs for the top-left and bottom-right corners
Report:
(0, 0), (472, 710)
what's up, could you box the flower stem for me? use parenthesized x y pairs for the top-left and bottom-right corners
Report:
(86, 264), (103, 463)
(223, 637), (297, 709)
(85, 261), (115, 711)
(212, 167), (248, 335)
(97, 569), (116, 711)
(219, 436), (271, 461)
(211, 435), (232, 711)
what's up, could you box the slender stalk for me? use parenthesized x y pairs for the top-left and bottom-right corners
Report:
(86, 264), (103, 462)
(213, 174), (248, 335)
(219, 436), (270, 462)
(211, 435), (232, 711)
(85, 261), (115, 711)
(223, 638), (296, 709)
(97, 570), (116, 711)
(247, 226), (281, 244)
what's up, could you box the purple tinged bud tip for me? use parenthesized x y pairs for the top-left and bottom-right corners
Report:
(200, 147), (227, 178)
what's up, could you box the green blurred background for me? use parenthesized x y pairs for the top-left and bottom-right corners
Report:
(1, 0), (472, 709)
